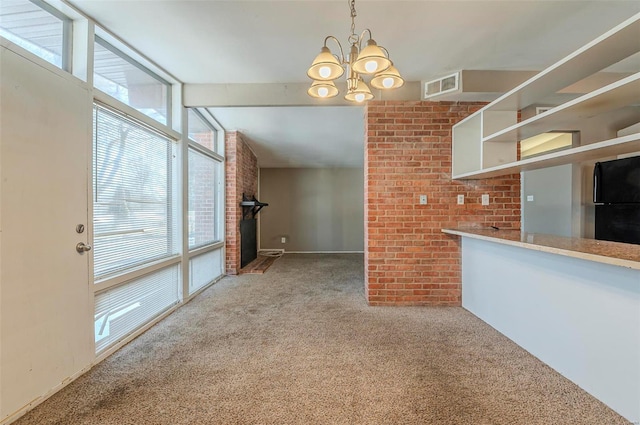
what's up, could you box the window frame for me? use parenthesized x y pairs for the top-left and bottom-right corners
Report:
(0, 0), (73, 71)
(186, 108), (224, 251)
(187, 146), (222, 249)
(93, 35), (173, 128)
(188, 108), (217, 152)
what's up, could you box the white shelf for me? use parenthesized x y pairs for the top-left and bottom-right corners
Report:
(485, 13), (640, 113)
(483, 73), (640, 143)
(451, 13), (640, 180)
(452, 133), (640, 180)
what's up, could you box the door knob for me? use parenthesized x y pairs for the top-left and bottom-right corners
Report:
(76, 242), (92, 253)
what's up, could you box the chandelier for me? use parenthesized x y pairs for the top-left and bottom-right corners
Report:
(306, 0), (404, 102)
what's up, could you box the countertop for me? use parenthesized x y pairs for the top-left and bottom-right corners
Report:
(442, 228), (640, 271)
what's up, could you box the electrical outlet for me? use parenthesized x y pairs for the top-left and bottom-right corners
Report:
(481, 194), (489, 206)
(527, 195), (534, 202)
(457, 194), (464, 205)
(281, 237), (286, 244)
(419, 194), (427, 205)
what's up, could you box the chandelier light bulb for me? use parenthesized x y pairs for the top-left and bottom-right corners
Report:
(308, 80), (339, 98)
(355, 93), (365, 102)
(382, 77), (394, 88)
(364, 60), (378, 73)
(319, 66), (332, 79)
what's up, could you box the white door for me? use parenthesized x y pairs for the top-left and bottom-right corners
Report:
(0, 48), (93, 421)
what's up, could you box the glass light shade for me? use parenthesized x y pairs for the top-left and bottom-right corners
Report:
(344, 79), (373, 103)
(307, 47), (344, 81)
(370, 65), (405, 90)
(308, 80), (339, 98)
(352, 39), (391, 75)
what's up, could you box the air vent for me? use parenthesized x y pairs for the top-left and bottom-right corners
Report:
(422, 72), (460, 99)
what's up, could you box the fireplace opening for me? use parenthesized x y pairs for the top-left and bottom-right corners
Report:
(240, 194), (269, 268)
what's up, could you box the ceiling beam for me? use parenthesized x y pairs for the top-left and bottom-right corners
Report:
(183, 81), (422, 107)
(183, 70), (631, 107)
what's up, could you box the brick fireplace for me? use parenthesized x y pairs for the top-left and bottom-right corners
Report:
(225, 131), (258, 275)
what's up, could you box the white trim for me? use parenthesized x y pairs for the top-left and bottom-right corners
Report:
(71, 18), (92, 83)
(188, 242), (225, 259)
(92, 25), (179, 86)
(201, 109), (225, 132)
(93, 91), (181, 141)
(51, 0), (93, 21)
(0, 362), (95, 425)
(259, 249), (284, 254)
(283, 251), (365, 254)
(181, 107), (190, 302)
(184, 274), (224, 302)
(189, 141), (224, 163)
(93, 256), (182, 293)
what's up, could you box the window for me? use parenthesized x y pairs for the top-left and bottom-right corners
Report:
(188, 149), (221, 249)
(188, 109), (216, 151)
(0, 0), (71, 70)
(186, 109), (224, 292)
(94, 265), (180, 352)
(189, 249), (223, 295)
(93, 36), (171, 126)
(93, 104), (179, 279)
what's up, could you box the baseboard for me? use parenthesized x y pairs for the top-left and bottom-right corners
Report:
(258, 249), (284, 254)
(1, 363), (93, 425)
(282, 251), (364, 254)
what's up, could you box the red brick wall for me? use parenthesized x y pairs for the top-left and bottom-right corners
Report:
(225, 131), (258, 275)
(365, 101), (521, 306)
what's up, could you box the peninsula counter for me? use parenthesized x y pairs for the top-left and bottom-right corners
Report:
(442, 228), (640, 423)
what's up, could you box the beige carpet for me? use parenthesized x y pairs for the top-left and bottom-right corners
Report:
(14, 254), (629, 425)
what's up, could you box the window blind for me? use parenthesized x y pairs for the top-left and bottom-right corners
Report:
(93, 104), (179, 279)
(189, 248), (223, 295)
(94, 265), (180, 352)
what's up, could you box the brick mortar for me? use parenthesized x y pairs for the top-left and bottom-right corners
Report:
(225, 131), (258, 275)
(364, 101), (521, 306)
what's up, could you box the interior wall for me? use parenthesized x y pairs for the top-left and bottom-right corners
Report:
(364, 101), (521, 306)
(522, 165), (574, 237)
(259, 168), (364, 252)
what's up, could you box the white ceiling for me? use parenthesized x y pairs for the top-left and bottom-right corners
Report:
(68, 0), (640, 167)
(209, 106), (365, 167)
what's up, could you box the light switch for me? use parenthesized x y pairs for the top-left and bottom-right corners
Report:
(281, 237), (286, 243)
(457, 194), (464, 205)
(527, 195), (534, 202)
(481, 194), (489, 205)
(419, 194), (428, 205)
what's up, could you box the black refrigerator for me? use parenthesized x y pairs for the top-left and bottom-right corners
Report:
(593, 155), (640, 245)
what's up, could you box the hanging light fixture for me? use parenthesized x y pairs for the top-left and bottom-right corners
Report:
(306, 0), (404, 103)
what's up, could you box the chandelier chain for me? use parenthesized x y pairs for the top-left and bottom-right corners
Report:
(348, 0), (358, 44)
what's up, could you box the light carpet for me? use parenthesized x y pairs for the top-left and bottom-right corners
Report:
(14, 254), (629, 424)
